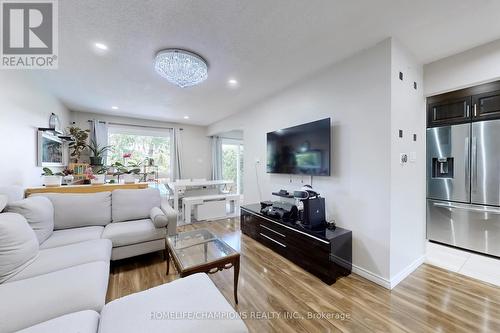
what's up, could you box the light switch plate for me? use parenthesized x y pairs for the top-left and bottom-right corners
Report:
(409, 152), (417, 163)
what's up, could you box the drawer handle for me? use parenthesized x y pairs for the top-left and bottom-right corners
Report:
(260, 224), (286, 237)
(259, 233), (287, 247)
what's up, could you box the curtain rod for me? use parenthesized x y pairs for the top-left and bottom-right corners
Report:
(212, 135), (243, 140)
(88, 120), (176, 131)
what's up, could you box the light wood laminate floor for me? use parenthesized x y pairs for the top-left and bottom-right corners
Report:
(107, 218), (500, 333)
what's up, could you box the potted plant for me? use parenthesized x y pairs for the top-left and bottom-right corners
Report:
(84, 167), (95, 185)
(41, 167), (63, 187)
(67, 126), (90, 162)
(111, 160), (141, 184)
(61, 168), (75, 184)
(93, 167), (108, 184)
(87, 139), (113, 166)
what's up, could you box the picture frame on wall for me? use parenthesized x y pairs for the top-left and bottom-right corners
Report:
(37, 131), (67, 167)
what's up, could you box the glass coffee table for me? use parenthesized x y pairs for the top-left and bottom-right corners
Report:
(165, 229), (240, 303)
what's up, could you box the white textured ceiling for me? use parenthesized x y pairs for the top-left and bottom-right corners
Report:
(32, 0), (500, 125)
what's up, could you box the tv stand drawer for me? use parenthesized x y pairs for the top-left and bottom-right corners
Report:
(241, 207), (352, 284)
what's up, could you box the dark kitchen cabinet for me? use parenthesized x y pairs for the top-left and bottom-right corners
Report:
(427, 80), (500, 128)
(472, 90), (500, 121)
(427, 97), (471, 127)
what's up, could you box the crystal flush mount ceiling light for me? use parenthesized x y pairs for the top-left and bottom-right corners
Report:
(154, 49), (208, 88)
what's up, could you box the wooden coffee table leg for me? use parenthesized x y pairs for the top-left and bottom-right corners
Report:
(234, 256), (240, 304)
(165, 247), (170, 275)
(204, 242), (208, 263)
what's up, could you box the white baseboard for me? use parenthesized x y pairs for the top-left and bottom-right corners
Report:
(389, 255), (425, 289)
(352, 255), (425, 290)
(351, 264), (391, 289)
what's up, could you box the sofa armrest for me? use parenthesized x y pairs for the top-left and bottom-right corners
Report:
(150, 207), (168, 228)
(160, 202), (178, 236)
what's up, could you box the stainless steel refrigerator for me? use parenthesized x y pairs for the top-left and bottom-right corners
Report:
(427, 119), (500, 257)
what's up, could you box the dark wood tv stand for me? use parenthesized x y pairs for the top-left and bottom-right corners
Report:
(240, 204), (352, 284)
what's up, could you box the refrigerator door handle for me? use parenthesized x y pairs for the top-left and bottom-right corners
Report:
(433, 201), (500, 214)
(465, 137), (470, 193)
(471, 136), (477, 192)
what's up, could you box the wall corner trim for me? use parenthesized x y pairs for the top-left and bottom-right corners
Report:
(351, 265), (391, 289)
(389, 255), (426, 289)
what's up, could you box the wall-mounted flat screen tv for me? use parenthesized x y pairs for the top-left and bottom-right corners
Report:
(267, 118), (331, 176)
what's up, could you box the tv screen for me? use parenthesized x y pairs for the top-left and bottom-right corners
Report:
(267, 118), (331, 176)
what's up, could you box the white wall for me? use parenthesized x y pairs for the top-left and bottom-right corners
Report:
(389, 40), (426, 285)
(70, 111), (211, 180)
(209, 39), (394, 282)
(424, 38), (500, 96)
(209, 38), (427, 288)
(215, 130), (244, 140)
(0, 72), (70, 187)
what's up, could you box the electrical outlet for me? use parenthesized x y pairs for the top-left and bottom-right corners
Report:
(400, 153), (408, 165)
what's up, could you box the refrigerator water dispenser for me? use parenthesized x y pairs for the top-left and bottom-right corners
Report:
(432, 157), (454, 178)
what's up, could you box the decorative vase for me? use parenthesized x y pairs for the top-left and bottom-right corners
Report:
(123, 174), (136, 184)
(91, 174), (105, 185)
(42, 175), (62, 187)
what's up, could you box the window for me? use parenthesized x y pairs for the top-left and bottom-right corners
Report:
(222, 140), (244, 194)
(107, 125), (172, 181)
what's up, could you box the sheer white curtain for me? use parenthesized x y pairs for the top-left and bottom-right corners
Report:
(171, 128), (183, 180)
(211, 136), (223, 180)
(89, 120), (109, 160)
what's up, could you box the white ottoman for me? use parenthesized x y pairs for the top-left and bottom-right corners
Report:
(98, 273), (248, 333)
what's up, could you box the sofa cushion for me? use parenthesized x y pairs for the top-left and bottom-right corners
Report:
(0, 213), (39, 284)
(98, 273), (248, 333)
(33, 192), (111, 229)
(112, 189), (161, 222)
(40, 226), (104, 249)
(0, 186), (24, 204)
(150, 207), (168, 228)
(0, 194), (7, 212)
(111, 239), (165, 261)
(0, 261), (109, 332)
(17, 310), (99, 333)
(0, 194), (9, 213)
(6, 196), (54, 244)
(102, 219), (165, 247)
(9, 239), (112, 282)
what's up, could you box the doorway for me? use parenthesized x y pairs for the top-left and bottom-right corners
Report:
(222, 139), (244, 195)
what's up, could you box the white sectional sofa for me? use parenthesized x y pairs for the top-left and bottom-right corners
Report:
(0, 188), (113, 332)
(31, 188), (177, 260)
(0, 187), (247, 333)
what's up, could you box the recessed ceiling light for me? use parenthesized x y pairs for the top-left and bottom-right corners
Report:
(183, 116), (190, 120)
(95, 42), (108, 51)
(111, 106), (119, 110)
(228, 78), (239, 87)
